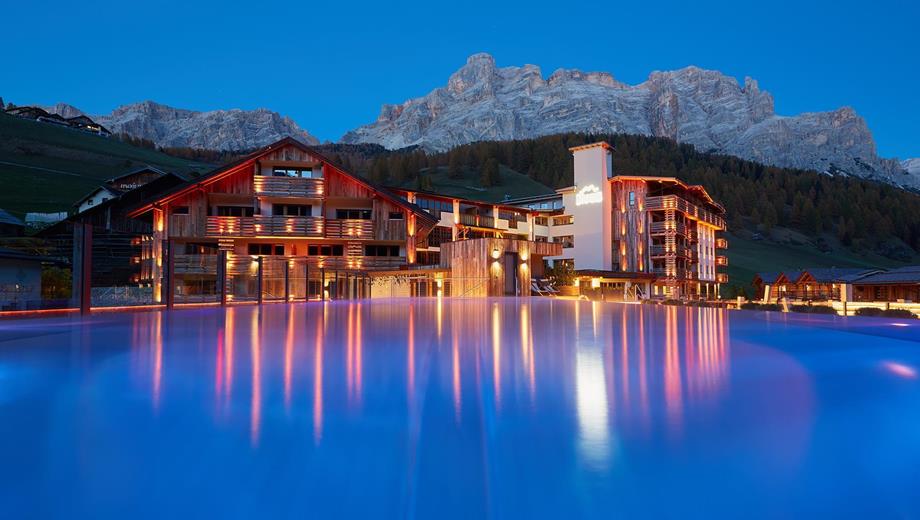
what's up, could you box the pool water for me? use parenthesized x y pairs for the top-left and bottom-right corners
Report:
(1, 299), (919, 518)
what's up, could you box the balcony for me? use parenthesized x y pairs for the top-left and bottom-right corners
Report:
(325, 218), (374, 239)
(650, 245), (694, 258)
(716, 237), (728, 249)
(716, 273), (729, 283)
(649, 220), (691, 236)
(459, 213), (495, 229)
(206, 216), (324, 238)
(254, 176), (324, 198)
(173, 254), (219, 275)
(646, 195), (725, 229)
(716, 255), (728, 266)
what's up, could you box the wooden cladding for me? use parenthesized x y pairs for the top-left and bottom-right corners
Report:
(206, 216), (324, 238)
(254, 176), (324, 198)
(325, 219), (374, 239)
(646, 195), (725, 229)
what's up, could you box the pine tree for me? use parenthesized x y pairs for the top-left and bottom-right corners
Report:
(480, 158), (500, 187)
(447, 152), (462, 179)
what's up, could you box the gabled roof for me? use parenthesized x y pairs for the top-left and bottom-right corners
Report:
(0, 208), (24, 227)
(106, 165), (170, 184)
(853, 266), (920, 285)
(126, 137), (437, 225)
(795, 267), (878, 284)
(73, 185), (123, 209)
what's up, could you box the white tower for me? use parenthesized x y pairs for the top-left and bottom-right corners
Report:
(568, 142), (614, 271)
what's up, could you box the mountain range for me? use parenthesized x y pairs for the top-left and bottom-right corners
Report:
(344, 53), (918, 189)
(42, 101), (319, 150)
(33, 53), (918, 190)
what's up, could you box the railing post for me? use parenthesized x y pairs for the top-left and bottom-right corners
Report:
(284, 259), (290, 302)
(218, 250), (227, 306)
(256, 256), (263, 305)
(164, 239), (175, 310)
(73, 221), (93, 315)
(321, 268), (325, 301)
(305, 261), (310, 301)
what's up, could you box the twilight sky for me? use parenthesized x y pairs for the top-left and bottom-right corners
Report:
(2, 0), (918, 158)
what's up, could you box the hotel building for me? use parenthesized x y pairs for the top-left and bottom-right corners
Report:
(112, 138), (725, 306)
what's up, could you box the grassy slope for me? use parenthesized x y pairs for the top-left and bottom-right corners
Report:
(396, 165), (556, 202)
(0, 112), (209, 215)
(724, 230), (911, 294)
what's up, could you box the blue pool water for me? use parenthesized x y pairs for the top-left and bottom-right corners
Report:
(1, 299), (919, 518)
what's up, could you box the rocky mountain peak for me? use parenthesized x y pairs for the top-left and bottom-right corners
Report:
(343, 53), (914, 189)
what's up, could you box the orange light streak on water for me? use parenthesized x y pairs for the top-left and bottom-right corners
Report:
(250, 310), (262, 447)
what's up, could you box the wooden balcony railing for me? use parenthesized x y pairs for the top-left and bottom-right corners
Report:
(715, 237), (729, 249)
(325, 219), (374, 239)
(716, 273), (729, 283)
(206, 216), (324, 237)
(459, 213), (495, 229)
(649, 220), (691, 236)
(646, 195), (725, 229)
(716, 255), (728, 266)
(650, 245), (694, 258)
(254, 176), (324, 198)
(173, 254), (219, 275)
(218, 255), (406, 276)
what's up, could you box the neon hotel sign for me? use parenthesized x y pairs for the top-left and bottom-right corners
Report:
(575, 184), (603, 206)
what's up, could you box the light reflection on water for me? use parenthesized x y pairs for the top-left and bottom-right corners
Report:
(2, 298), (920, 518)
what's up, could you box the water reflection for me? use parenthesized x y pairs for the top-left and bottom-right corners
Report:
(133, 299), (732, 465)
(250, 309), (261, 447)
(576, 302), (611, 470)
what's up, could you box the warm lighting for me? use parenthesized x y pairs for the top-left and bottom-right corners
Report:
(591, 278), (601, 289)
(491, 247), (501, 259)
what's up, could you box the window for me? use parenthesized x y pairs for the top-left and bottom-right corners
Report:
(336, 209), (372, 220)
(247, 244), (284, 255)
(629, 191), (636, 207)
(554, 235), (575, 248)
(184, 242), (219, 255)
(534, 235), (548, 243)
(388, 212), (404, 220)
(273, 204), (311, 216)
(216, 206), (254, 217)
(364, 245), (400, 257)
(172, 206), (190, 215)
(534, 216), (548, 226)
(552, 215), (574, 226)
(307, 244), (344, 256)
(427, 226), (453, 247)
(271, 167), (321, 178)
(415, 197), (453, 217)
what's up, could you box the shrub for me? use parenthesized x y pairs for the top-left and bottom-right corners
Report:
(882, 309), (917, 319)
(740, 302), (782, 312)
(662, 299), (683, 306)
(791, 304), (837, 315)
(855, 307), (884, 317)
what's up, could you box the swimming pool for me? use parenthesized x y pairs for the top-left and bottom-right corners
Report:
(1, 299), (918, 518)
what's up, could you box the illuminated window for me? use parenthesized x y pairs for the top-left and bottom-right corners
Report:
(629, 191), (636, 206)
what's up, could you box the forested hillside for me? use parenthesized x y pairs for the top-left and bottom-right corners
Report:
(325, 133), (920, 259)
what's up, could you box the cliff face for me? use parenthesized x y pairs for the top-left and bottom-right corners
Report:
(45, 101), (318, 150)
(343, 53), (917, 189)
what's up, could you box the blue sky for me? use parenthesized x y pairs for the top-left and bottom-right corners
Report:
(2, 0), (918, 158)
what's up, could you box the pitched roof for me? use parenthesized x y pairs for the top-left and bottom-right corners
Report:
(798, 267), (878, 283)
(0, 208), (24, 227)
(853, 266), (920, 285)
(106, 165), (170, 184)
(126, 137), (437, 225)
